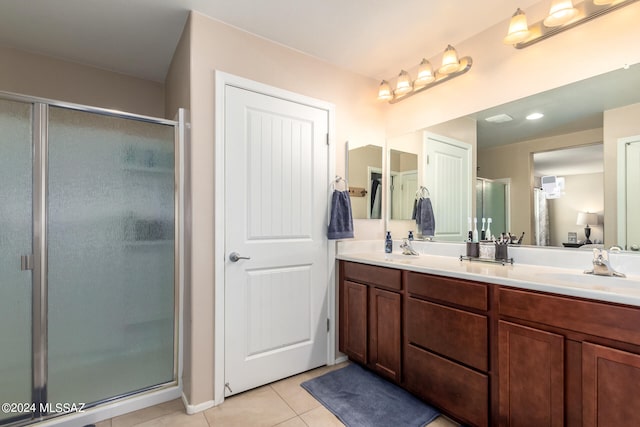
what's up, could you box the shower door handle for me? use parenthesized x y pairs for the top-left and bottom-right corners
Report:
(21, 254), (34, 271)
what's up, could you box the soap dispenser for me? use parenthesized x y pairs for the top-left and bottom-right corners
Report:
(385, 231), (393, 253)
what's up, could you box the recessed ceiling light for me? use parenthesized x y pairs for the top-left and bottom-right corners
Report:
(485, 113), (513, 123)
(526, 112), (544, 120)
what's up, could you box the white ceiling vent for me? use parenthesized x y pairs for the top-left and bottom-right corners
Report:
(484, 113), (513, 123)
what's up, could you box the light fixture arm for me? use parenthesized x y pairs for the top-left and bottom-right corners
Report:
(512, 0), (639, 49)
(387, 56), (473, 104)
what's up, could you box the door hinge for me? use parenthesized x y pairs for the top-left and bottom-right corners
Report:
(326, 134), (330, 145)
(327, 318), (330, 332)
(21, 254), (34, 271)
(426, 154), (430, 165)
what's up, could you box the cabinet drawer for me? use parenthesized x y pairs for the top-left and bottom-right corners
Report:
(342, 261), (402, 291)
(405, 344), (488, 427)
(407, 297), (488, 371)
(499, 287), (640, 346)
(407, 272), (487, 311)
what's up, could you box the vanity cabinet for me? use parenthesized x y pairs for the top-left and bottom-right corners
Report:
(404, 272), (490, 427)
(339, 261), (402, 382)
(499, 286), (640, 427)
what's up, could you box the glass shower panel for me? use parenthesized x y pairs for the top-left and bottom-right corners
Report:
(47, 107), (175, 406)
(0, 99), (32, 423)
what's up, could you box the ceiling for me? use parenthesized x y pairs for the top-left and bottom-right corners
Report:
(0, 0), (541, 83)
(533, 144), (604, 177)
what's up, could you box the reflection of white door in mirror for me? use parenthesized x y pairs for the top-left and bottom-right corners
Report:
(424, 132), (471, 242)
(389, 148), (419, 220)
(618, 136), (640, 251)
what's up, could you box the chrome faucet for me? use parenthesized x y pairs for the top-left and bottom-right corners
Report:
(584, 248), (626, 278)
(400, 239), (419, 256)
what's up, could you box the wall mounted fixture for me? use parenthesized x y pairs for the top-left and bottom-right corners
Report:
(504, 0), (639, 48)
(377, 45), (472, 104)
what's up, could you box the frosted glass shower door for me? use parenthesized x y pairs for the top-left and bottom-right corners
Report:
(46, 107), (176, 406)
(0, 100), (33, 423)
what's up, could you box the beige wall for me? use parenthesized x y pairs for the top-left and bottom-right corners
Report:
(548, 173), (604, 246)
(0, 45), (164, 117)
(172, 11), (386, 406)
(603, 102), (640, 247)
(478, 128), (602, 245)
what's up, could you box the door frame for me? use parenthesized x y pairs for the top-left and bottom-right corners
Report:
(617, 134), (640, 249)
(214, 71), (336, 405)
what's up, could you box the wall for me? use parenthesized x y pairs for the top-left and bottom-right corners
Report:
(603, 102), (640, 247)
(167, 11), (386, 408)
(0, 45), (164, 117)
(548, 173), (604, 246)
(478, 128), (602, 245)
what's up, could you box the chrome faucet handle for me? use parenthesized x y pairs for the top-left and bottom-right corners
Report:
(400, 239), (419, 256)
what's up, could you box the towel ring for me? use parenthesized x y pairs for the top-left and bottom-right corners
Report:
(415, 186), (430, 198)
(332, 175), (349, 191)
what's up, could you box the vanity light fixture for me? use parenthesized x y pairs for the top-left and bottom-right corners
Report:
(377, 45), (472, 103)
(504, 0), (638, 48)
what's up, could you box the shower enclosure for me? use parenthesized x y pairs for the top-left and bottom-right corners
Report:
(0, 94), (181, 426)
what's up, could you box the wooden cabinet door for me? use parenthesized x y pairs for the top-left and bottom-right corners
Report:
(339, 280), (368, 364)
(583, 342), (640, 427)
(498, 321), (564, 427)
(369, 287), (401, 381)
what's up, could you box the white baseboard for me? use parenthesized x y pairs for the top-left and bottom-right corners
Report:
(333, 355), (348, 364)
(182, 392), (215, 415)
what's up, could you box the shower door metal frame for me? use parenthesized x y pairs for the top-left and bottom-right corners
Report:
(0, 91), (183, 426)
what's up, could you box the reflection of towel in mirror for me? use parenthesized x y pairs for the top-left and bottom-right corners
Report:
(412, 197), (435, 236)
(328, 190), (354, 239)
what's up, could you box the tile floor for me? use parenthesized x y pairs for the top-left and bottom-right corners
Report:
(95, 363), (458, 427)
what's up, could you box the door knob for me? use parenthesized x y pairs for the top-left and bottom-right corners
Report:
(229, 252), (251, 262)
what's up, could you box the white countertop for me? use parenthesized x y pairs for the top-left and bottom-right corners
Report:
(336, 241), (640, 307)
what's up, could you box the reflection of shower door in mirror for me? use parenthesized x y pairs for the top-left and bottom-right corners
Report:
(0, 99), (178, 425)
(476, 178), (510, 238)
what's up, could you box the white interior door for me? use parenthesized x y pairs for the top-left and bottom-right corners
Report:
(224, 85), (329, 396)
(424, 133), (471, 242)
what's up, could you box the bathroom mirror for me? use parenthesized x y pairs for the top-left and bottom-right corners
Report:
(387, 62), (640, 250)
(347, 142), (383, 219)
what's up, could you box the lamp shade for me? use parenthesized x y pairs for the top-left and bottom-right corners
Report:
(394, 70), (412, 96)
(438, 45), (461, 75)
(543, 0), (579, 27)
(377, 80), (393, 101)
(577, 212), (598, 226)
(503, 8), (531, 45)
(415, 59), (435, 86)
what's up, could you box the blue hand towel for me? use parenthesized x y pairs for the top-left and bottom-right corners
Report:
(413, 197), (435, 237)
(328, 190), (354, 239)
